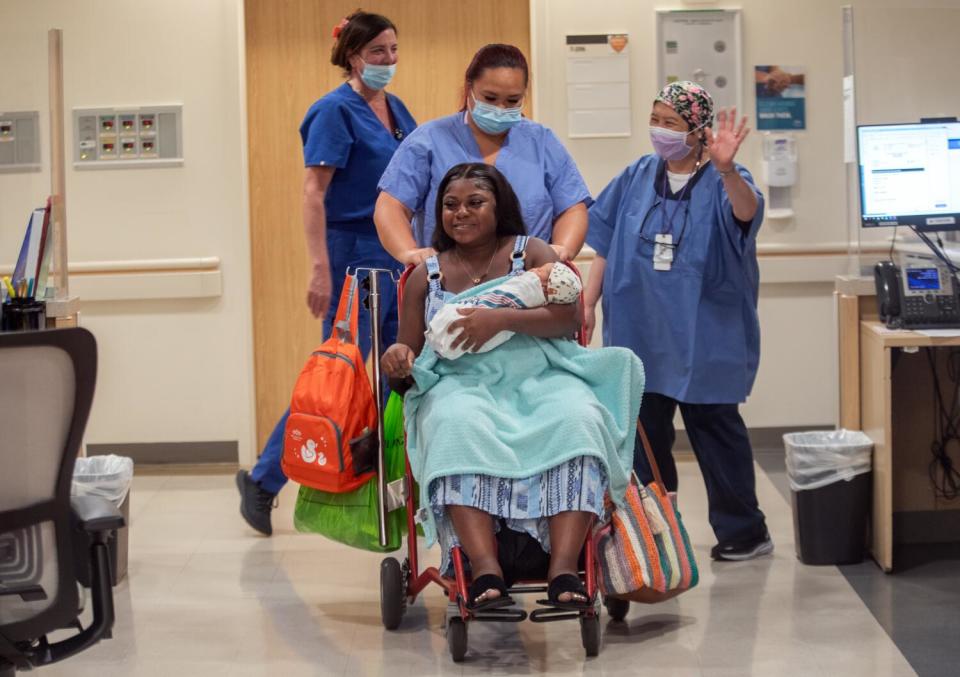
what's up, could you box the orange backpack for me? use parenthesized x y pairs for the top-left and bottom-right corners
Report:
(281, 273), (378, 493)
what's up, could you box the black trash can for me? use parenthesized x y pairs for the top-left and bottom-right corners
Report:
(784, 431), (873, 566)
(790, 472), (871, 565)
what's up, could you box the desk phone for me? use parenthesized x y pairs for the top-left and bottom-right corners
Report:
(875, 259), (960, 329)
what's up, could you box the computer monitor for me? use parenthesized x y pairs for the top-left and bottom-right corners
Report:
(857, 121), (960, 231)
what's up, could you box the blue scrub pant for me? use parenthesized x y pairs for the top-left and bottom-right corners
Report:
(634, 393), (768, 545)
(251, 230), (401, 494)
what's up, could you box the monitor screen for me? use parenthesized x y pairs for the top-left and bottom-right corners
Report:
(858, 122), (960, 231)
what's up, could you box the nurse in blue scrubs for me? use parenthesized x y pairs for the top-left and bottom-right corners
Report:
(374, 43), (590, 266)
(584, 82), (772, 562)
(236, 11), (417, 536)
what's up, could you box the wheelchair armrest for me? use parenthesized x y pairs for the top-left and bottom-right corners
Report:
(70, 495), (125, 534)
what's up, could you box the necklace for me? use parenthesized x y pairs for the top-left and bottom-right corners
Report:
(455, 239), (500, 285)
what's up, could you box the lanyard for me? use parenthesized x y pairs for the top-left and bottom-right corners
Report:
(639, 198), (692, 252)
(658, 158), (700, 239)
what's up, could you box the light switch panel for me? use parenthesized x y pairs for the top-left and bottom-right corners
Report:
(0, 111), (41, 173)
(73, 105), (182, 168)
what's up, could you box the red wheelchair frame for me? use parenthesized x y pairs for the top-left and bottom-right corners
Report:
(378, 262), (624, 662)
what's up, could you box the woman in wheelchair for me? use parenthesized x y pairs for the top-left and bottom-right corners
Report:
(381, 163), (643, 613)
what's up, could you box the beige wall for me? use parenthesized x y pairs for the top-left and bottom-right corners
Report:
(853, 2), (960, 252)
(534, 0), (960, 429)
(3, 0), (959, 462)
(0, 0), (256, 462)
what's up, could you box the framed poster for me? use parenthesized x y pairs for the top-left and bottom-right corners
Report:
(656, 9), (742, 113)
(755, 66), (806, 130)
(566, 34), (631, 138)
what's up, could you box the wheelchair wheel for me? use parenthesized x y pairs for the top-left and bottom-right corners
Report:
(380, 557), (405, 630)
(580, 614), (601, 657)
(447, 617), (468, 662)
(604, 596), (630, 622)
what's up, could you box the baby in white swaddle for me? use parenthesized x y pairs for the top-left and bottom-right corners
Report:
(426, 261), (582, 359)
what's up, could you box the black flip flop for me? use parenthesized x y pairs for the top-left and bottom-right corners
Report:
(537, 573), (593, 611)
(466, 573), (515, 612)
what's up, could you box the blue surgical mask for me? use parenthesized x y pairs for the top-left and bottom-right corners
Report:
(360, 61), (395, 90)
(470, 94), (523, 135)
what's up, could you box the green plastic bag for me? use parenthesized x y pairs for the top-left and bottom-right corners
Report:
(293, 391), (409, 552)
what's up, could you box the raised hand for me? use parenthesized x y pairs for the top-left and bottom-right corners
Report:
(704, 107), (750, 173)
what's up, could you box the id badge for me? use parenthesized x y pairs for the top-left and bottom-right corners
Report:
(653, 233), (673, 271)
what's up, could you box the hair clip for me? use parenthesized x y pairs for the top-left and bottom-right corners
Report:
(331, 17), (349, 39)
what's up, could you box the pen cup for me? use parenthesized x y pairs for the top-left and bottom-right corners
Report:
(1, 298), (46, 332)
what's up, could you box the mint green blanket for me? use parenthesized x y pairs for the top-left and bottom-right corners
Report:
(404, 277), (645, 545)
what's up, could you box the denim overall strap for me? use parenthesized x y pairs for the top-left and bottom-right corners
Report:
(424, 254), (446, 324)
(509, 235), (529, 276)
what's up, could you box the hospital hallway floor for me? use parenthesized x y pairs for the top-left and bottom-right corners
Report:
(40, 451), (960, 677)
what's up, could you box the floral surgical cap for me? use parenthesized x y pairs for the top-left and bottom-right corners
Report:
(655, 81), (714, 130)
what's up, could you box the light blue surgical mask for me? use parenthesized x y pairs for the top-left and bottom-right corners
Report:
(470, 94), (523, 135)
(360, 61), (395, 90)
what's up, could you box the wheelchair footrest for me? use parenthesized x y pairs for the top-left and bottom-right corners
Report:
(470, 607), (528, 623)
(528, 606), (584, 623)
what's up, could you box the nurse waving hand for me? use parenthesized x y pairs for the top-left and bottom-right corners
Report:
(375, 44), (591, 265)
(584, 81), (772, 562)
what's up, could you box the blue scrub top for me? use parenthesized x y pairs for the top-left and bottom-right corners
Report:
(300, 83), (417, 235)
(377, 112), (591, 246)
(587, 155), (764, 404)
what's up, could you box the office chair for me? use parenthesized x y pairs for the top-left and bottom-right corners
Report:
(0, 328), (122, 675)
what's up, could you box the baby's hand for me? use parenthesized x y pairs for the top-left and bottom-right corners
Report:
(533, 263), (554, 293)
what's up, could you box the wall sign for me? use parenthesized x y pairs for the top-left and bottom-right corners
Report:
(566, 34), (631, 138)
(755, 66), (807, 130)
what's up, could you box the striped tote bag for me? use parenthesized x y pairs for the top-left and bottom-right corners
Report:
(595, 423), (699, 603)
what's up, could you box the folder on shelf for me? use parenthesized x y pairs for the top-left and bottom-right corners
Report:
(11, 199), (52, 299)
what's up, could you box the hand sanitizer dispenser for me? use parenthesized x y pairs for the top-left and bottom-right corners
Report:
(761, 133), (797, 219)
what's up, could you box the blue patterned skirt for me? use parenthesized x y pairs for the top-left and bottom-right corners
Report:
(429, 455), (607, 575)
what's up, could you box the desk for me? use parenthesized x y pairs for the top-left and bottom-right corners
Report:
(837, 276), (960, 571)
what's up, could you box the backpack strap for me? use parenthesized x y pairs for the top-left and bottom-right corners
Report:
(509, 235), (529, 276)
(332, 272), (360, 343)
